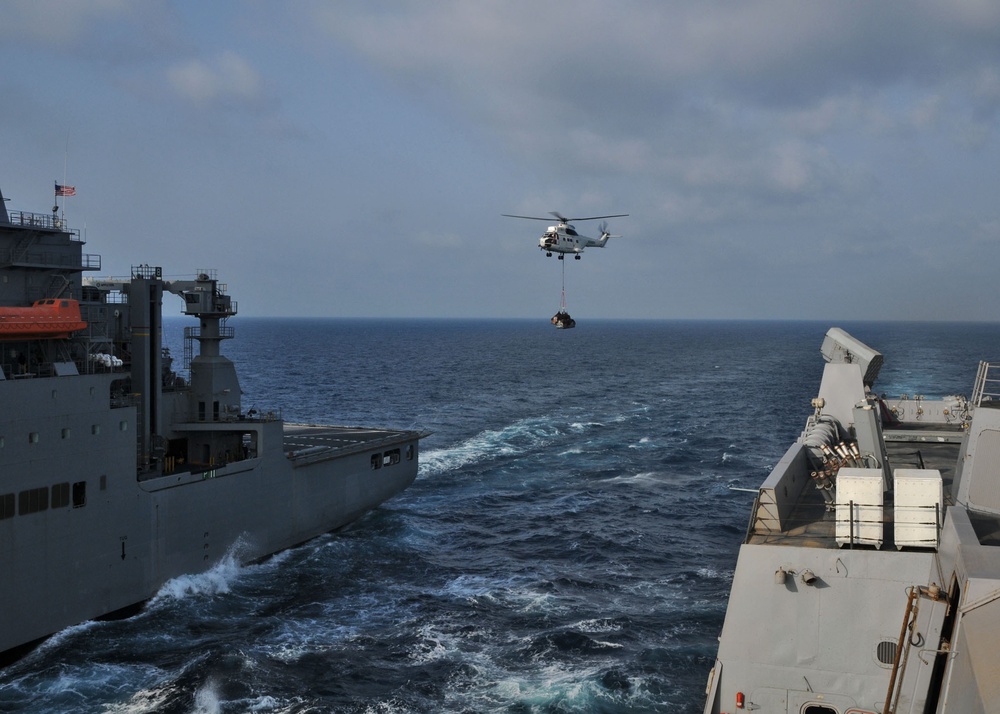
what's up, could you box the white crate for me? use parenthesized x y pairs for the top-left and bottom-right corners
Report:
(894, 469), (942, 549)
(836, 468), (884, 548)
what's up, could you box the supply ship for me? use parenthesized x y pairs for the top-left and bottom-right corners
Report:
(0, 186), (426, 660)
(704, 328), (1000, 713)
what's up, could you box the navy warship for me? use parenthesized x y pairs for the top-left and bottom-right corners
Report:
(0, 185), (426, 660)
(704, 328), (1000, 714)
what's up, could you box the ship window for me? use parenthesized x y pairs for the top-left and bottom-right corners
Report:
(51, 482), (70, 509)
(0, 436), (4, 449)
(120, 420), (128, 432)
(29, 432), (39, 444)
(62, 428), (71, 439)
(18, 487), (49, 515)
(371, 453), (382, 470)
(0, 493), (14, 519)
(72, 481), (86, 508)
(92, 424), (100, 435)
(198, 401), (206, 421)
(384, 448), (401, 466)
(100, 475), (107, 491)
(802, 706), (837, 714)
(406, 444), (414, 461)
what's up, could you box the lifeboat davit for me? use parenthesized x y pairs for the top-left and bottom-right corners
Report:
(0, 298), (88, 341)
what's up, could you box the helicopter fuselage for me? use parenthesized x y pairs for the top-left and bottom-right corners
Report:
(539, 224), (609, 258)
(502, 211), (626, 258)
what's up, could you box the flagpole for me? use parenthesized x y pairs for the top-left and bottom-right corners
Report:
(61, 132), (69, 221)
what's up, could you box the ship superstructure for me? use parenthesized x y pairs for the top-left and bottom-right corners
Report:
(704, 328), (1000, 714)
(0, 187), (426, 659)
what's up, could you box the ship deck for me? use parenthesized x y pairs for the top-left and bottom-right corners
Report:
(746, 424), (966, 550)
(282, 423), (424, 462)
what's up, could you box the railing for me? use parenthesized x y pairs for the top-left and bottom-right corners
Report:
(972, 361), (1000, 407)
(6, 210), (82, 239)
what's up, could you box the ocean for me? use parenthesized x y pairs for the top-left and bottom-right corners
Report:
(0, 319), (996, 713)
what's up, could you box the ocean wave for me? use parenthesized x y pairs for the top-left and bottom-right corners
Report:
(418, 417), (562, 476)
(144, 535), (288, 612)
(146, 552), (242, 606)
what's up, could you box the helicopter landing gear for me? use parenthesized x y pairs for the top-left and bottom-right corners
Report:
(574, 255), (581, 260)
(558, 254), (564, 260)
(546, 252), (552, 257)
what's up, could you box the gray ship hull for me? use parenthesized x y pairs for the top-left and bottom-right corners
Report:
(0, 186), (426, 660)
(704, 328), (1000, 714)
(1, 350), (424, 661)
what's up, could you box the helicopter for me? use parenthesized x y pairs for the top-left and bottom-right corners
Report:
(502, 211), (628, 259)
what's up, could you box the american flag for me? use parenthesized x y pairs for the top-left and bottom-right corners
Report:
(55, 183), (76, 197)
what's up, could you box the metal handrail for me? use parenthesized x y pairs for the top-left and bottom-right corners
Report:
(6, 210), (82, 239)
(971, 361), (1000, 407)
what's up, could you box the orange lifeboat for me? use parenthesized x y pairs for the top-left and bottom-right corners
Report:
(0, 299), (88, 340)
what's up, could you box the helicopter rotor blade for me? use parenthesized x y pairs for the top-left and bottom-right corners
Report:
(563, 213), (629, 222)
(503, 212), (628, 223)
(501, 214), (553, 221)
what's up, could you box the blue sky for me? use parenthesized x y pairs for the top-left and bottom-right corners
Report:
(3, 1), (1000, 320)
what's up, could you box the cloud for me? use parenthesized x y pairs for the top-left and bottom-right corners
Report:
(308, 1), (1000, 200)
(166, 51), (265, 108)
(2, 0), (133, 44)
(2, 0), (177, 64)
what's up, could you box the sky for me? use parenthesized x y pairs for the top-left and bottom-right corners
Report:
(2, 1), (1000, 321)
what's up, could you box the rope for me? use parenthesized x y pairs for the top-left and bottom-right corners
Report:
(560, 259), (568, 311)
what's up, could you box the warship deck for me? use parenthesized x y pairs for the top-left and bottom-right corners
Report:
(746, 424), (966, 550)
